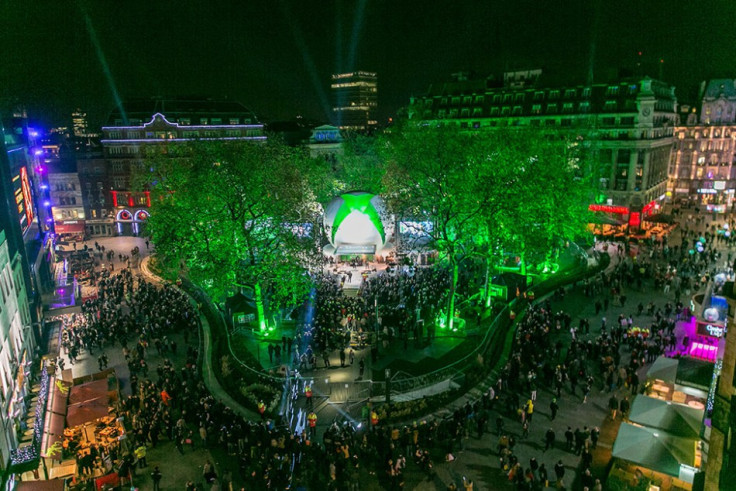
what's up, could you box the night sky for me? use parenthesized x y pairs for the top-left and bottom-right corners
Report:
(2, 0), (735, 128)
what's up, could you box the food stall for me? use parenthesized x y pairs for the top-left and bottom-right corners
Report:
(610, 423), (702, 490)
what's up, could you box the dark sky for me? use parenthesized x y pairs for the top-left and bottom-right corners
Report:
(1, 0), (735, 129)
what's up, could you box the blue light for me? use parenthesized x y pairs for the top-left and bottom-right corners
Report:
(40, 184), (48, 190)
(43, 201), (51, 207)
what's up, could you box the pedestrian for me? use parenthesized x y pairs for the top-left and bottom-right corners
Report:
(349, 348), (355, 365)
(150, 466), (162, 491)
(359, 359), (365, 379)
(549, 397), (559, 420)
(620, 396), (630, 420)
(307, 410), (318, 439)
(305, 383), (313, 409)
(609, 394), (618, 420)
(134, 444), (147, 468)
(340, 349), (346, 367)
(565, 426), (573, 451)
(591, 426), (600, 449)
(554, 460), (565, 488)
(545, 428), (555, 451)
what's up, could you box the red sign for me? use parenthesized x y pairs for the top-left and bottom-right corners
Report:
(629, 212), (641, 228)
(55, 220), (86, 234)
(588, 204), (629, 214)
(642, 200), (657, 216)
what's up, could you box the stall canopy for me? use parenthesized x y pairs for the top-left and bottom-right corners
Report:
(647, 356), (679, 384)
(67, 396), (110, 427)
(49, 380), (71, 416)
(628, 396), (705, 439)
(647, 356), (714, 390)
(15, 479), (65, 491)
(612, 423), (698, 478)
(68, 378), (110, 405)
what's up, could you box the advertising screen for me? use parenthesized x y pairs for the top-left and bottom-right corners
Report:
(13, 166), (35, 234)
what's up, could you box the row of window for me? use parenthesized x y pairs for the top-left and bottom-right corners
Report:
(112, 117), (253, 127)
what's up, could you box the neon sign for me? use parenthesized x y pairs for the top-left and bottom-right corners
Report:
(588, 204), (629, 214)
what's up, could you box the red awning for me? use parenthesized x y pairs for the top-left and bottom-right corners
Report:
(49, 380), (70, 415)
(66, 396), (110, 427)
(16, 479), (65, 491)
(69, 378), (110, 405)
(55, 220), (86, 234)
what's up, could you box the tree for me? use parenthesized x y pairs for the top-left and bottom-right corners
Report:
(139, 139), (327, 331)
(379, 123), (511, 329)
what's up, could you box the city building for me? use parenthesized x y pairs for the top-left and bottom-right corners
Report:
(331, 71), (378, 131)
(0, 115), (42, 477)
(669, 125), (736, 211)
(76, 148), (113, 237)
(408, 72), (677, 228)
(47, 173), (85, 239)
(700, 79), (736, 125)
(0, 229), (36, 479)
(71, 109), (89, 138)
(100, 97), (265, 235)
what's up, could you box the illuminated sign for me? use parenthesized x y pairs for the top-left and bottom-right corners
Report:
(588, 204), (629, 214)
(13, 166), (35, 234)
(697, 321), (726, 338)
(629, 212), (641, 228)
(714, 181), (726, 190)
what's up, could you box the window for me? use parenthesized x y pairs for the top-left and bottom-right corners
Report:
(128, 131), (141, 139)
(564, 89), (576, 98)
(108, 146), (123, 155)
(562, 103), (574, 113)
(108, 131), (122, 139)
(546, 103), (558, 114)
(501, 106), (511, 116)
(512, 106), (522, 115)
(460, 108), (470, 117)
(179, 118), (191, 125)
(492, 95), (501, 104)
(463, 96), (472, 104)
(604, 101), (617, 111)
(472, 108), (482, 116)
(472, 121), (480, 129)
(199, 118), (208, 125)
(451, 97), (461, 105)
(533, 91), (545, 101)
(545, 119), (557, 126)
(490, 107), (499, 116)
(514, 93), (524, 103)
(549, 90), (560, 100)
(211, 118), (222, 125)
(226, 130), (241, 137)
(606, 86), (620, 96)
(601, 117), (615, 126)
(582, 88), (591, 98)
(561, 119), (572, 127)
(183, 130), (199, 138)
(579, 102), (590, 113)
(474, 95), (484, 104)
(229, 118), (240, 125)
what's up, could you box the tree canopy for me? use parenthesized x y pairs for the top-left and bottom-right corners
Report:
(140, 139), (329, 328)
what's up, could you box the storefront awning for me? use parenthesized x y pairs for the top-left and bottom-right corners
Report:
(66, 396), (110, 427)
(54, 220), (86, 234)
(69, 378), (110, 405)
(16, 479), (65, 491)
(49, 380), (70, 415)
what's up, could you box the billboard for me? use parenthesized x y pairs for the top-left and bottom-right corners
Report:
(13, 166), (35, 234)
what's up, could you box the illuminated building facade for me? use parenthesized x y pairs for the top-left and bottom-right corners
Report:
(408, 74), (677, 226)
(700, 79), (736, 125)
(47, 173), (86, 237)
(669, 125), (736, 211)
(331, 71), (378, 131)
(101, 97), (265, 235)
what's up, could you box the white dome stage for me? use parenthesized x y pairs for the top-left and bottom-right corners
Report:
(323, 191), (395, 257)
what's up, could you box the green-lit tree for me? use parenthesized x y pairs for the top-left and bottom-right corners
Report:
(380, 123), (514, 329)
(139, 139), (328, 332)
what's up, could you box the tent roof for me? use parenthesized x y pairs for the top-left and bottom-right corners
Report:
(612, 423), (698, 477)
(49, 380), (71, 415)
(647, 356), (679, 384)
(66, 396), (110, 427)
(69, 378), (110, 405)
(629, 395), (704, 439)
(15, 479), (65, 491)
(647, 356), (713, 390)
(676, 357), (714, 390)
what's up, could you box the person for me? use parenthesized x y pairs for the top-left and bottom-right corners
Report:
(349, 348), (355, 365)
(134, 443), (147, 468)
(307, 411), (318, 438)
(609, 394), (618, 419)
(340, 349), (346, 367)
(359, 359), (365, 379)
(554, 460), (566, 488)
(620, 396), (631, 420)
(150, 466), (162, 491)
(545, 428), (556, 451)
(305, 384), (313, 408)
(549, 398), (559, 420)
(258, 400), (266, 420)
